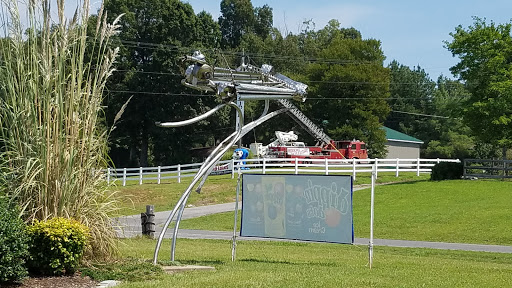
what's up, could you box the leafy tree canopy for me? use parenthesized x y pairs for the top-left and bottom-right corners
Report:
(446, 17), (512, 148)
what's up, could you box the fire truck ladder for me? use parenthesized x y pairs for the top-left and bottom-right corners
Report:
(276, 98), (332, 146)
(238, 64), (344, 157)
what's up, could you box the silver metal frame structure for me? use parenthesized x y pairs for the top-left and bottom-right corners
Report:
(152, 51), (309, 264)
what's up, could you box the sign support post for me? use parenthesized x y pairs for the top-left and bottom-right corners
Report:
(232, 167), (242, 262)
(369, 162), (376, 269)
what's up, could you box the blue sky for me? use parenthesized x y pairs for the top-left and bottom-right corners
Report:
(185, 0), (512, 81)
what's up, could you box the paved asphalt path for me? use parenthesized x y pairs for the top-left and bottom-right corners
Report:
(114, 186), (512, 254)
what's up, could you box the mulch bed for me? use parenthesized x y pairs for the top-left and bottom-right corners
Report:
(3, 274), (97, 288)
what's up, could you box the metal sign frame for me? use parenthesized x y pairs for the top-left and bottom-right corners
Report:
(239, 173), (354, 245)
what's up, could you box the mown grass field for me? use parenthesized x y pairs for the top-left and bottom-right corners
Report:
(180, 180), (512, 246)
(93, 176), (512, 287)
(83, 238), (512, 288)
(112, 172), (430, 216)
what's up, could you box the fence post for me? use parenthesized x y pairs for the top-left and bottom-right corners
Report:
(295, 158), (298, 175)
(416, 158), (420, 176)
(139, 167), (143, 185)
(178, 164), (181, 184)
(375, 158), (378, 179)
(437, 158), (440, 164)
(107, 168), (111, 184)
(325, 158), (329, 175)
(395, 158), (399, 177)
(157, 166), (161, 184)
(123, 168), (127, 186)
(231, 159), (235, 179)
(263, 158), (266, 174)
(352, 158), (356, 181)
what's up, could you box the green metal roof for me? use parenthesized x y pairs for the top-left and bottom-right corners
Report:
(382, 127), (424, 144)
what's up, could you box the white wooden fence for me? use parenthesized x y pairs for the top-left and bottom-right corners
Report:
(104, 158), (460, 186)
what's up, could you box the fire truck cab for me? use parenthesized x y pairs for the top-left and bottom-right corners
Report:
(332, 140), (368, 159)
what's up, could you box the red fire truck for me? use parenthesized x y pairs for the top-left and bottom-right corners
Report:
(250, 131), (368, 161)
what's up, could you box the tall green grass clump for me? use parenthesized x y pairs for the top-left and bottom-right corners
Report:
(0, 0), (122, 258)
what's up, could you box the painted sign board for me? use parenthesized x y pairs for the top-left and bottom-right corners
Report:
(286, 147), (310, 156)
(241, 174), (353, 244)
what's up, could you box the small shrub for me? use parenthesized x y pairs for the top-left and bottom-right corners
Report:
(27, 217), (90, 275)
(0, 197), (29, 284)
(430, 162), (464, 181)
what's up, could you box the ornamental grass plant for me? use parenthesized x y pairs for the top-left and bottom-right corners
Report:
(0, 0), (122, 258)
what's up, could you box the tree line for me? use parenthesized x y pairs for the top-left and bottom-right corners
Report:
(97, 0), (511, 167)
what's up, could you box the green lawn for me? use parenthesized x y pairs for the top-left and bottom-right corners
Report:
(112, 174), (238, 216)
(354, 180), (512, 245)
(180, 180), (512, 246)
(112, 172), (430, 216)
(84, 178), (512, 287)
(83, 238), (512, 288)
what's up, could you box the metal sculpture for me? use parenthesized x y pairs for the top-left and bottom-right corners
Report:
(152, 51), (308, 264)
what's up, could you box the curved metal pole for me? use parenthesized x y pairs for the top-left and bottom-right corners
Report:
(194, 107), (288, 195)
(188, 102), (244, 191)
(153, 104), (287, 264)
(170, 192), (191, 261)
(153, 103), (243, 264)
(169, 102), (243, 260)
(156, 104), (226, 127)
(169, 131), (240, 261)
(173, 107), (288, 258)
(152, 130), (238, 264)
(195, 100), (271, 193)
(241, 108), (288, 134)
(168, 130), (241, 260)
(262, 99), (270, 117)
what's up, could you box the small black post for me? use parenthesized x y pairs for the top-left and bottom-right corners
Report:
(143, 205), (155, 238)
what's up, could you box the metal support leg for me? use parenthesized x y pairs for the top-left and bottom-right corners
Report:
(171, 192), (190, 261)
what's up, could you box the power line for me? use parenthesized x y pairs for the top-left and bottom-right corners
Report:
(112, 69), (462, 86)
(391, 110), (450, 119)
(107, 90), (215, 97)
(106, 90), (439, 105)
(116, 39), (389, 66)
(115, 69), (181, 76)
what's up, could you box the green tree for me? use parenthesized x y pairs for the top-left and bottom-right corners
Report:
(422, 76), (474, 159)
(103, 0), (225, 166)
(254, 4), (273, 39)
(385, 60), (437, 144)
(239, 21), (390, 156)
(303, 26), (390, 157)
(219, 0), (255, 48)
(446, 17), (512, 151)
(197, 11), (222, 48)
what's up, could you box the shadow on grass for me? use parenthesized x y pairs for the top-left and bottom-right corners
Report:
(240, 258), (344, 268)
(356, 179), (430, 190)
(384, 179), (431, 186)
(240, 258), (295, 265)
(179, 259), (226, 266)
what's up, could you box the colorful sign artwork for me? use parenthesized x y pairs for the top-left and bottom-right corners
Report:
(240, 174), (353, 244)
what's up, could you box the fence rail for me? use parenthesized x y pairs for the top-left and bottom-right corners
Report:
(104, 158), (459, 186)
(463, 159), (512, 179)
